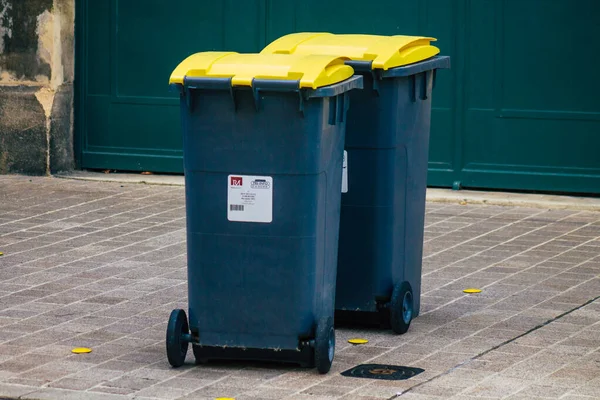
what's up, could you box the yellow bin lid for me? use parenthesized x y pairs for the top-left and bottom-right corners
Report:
(169, 51), (354, 89)
(261, 33), (440, 70)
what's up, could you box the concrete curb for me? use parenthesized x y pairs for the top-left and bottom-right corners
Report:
(427, 189), (600, 212)
(56, 171), (185, 186)
(56, 171), (600, 212)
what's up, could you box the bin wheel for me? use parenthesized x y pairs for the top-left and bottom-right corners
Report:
(166, 309), (189, 367)
(314, 316), (335, 374)
(390, 281), (413, 335)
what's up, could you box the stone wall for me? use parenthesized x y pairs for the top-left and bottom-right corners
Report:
(0, 0), (75, 174)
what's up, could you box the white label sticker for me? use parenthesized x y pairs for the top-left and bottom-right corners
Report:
(227, 175), (273, 223)
(342, 150), (348, 193)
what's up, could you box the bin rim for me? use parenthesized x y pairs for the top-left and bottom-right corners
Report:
(172, 75), (364, 99)
(347, 56), (451, 78)
(381, 56), (450, 78)
(306, 75), (363, 98)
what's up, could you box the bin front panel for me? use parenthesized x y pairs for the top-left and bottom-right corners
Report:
(186, 174), (325, 349)
(183, 89), (340, 175)
(181, 87), (346, 350)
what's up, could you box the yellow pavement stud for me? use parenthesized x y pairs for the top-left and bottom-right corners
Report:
(463, 288), (482, 294)
(72, 347), (92, 354)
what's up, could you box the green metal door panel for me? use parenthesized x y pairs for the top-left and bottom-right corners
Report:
(420, 0), (459, 187)
(85, 102), (184, 172)
(460, 0), (502, 188)
(85, 1), (110, 96)
(78, 0), (265, 173)
(464, 0), (495, 110)
(501, 1), (599, 113)
(223, 0), (267, 53)
(293, 0), (420, 35)
(77, 0), (600, 193)
(460, 0), (600, 192)
(266, 0), (421, 45)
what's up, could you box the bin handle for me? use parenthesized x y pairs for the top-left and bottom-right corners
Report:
(178, 77), (316, 114)
(183, 77), (236, 112)
(184, 77), (233, 90)
(251, 79), (303, 112)
(251, 79), (300, 92)
(252, 79), (311, 114)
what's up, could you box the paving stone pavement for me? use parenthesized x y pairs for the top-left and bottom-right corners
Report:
(0, 175), (599, 400)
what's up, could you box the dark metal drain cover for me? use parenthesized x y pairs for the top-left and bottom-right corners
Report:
(341, 364), (424, 380)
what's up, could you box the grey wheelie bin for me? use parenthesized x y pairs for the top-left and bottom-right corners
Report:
(166, 52), (363, 373)
(262, 33), (450, 334)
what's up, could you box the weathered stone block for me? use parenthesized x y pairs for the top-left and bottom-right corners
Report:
(0, 85), (47, 174)
(0, 0), (75, 175)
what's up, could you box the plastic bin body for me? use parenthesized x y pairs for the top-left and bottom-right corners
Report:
(261, 33), (450, 323)
(336, 57), (449, 320)
(178, 76), (361, 364)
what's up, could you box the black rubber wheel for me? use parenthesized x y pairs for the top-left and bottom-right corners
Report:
(166, 309), (189, 367)
(314, 316), (335, 374)
(390, 281), (414, 334)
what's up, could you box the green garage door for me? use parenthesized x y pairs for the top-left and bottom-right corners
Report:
(76, 0), (600, 194)
(76, 0), (268, 172)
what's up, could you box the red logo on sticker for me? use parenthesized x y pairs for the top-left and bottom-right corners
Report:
(230, 176), (243, 187)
